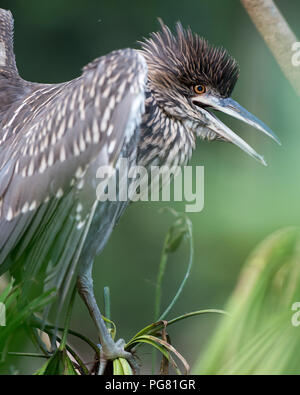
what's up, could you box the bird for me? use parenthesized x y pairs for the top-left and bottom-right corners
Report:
(0, 9), (280, 373)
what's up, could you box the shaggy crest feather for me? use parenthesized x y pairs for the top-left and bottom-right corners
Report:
(140, 20), (239, 97)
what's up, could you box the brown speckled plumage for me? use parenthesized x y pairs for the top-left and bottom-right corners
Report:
(0, 10), (275, 336)
(0, 10), (279, 367)
(0, 16), (240, 225)
(137, 21), (239, 167)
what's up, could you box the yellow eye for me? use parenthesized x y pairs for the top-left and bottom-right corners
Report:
(194, 84), (206, 94)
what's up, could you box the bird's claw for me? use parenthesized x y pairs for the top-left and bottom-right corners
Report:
(97, 339), (139, 375)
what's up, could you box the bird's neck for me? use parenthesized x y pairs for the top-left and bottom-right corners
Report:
(138, 89), (196, 168)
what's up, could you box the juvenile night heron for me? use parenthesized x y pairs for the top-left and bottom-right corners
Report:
(0, 9), (280, 372)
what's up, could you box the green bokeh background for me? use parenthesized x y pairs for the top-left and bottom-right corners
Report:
(0, 0), (299, 374)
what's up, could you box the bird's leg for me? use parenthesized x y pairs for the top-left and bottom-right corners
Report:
(77, 266), (138, 374)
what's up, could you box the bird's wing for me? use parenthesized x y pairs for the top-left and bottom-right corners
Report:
(0, 49), (147, 312)
(0, 48), (147, 224)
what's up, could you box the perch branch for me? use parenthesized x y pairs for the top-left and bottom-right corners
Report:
(241, 0), (300, 97)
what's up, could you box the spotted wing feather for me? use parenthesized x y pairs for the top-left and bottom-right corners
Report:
(0, 49), (147, 290)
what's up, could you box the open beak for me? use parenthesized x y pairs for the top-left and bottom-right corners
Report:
(192, 95), (281, 166)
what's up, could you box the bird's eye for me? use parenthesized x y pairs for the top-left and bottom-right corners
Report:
(194, 85), (206, 94)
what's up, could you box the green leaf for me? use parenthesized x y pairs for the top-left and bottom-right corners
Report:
(128, 334), (189, 374)
(102, 316), (117, 340)
(0, 277), (14, 304)
(126, 310), (226, 353)
(129, 336), (170, 359)
(34, 359), (50, 375)
(0, 287), (55, 354)
(35, 349), (78, 375)
(127, 321), (167, 345)
(113, 358), (124, 375)
(165, 219), (187, 253)
(119, 358), (133, 375)
(195, 227), (300, 375)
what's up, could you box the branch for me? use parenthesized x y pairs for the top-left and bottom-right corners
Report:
(241, 0), (300, 97)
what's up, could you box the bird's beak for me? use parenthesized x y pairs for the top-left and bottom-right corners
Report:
(192, 95), (281, 166)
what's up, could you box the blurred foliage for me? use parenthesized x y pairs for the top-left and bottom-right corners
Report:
(195, 228), (300, 374)
(0, 0), (299, 374)
(0, 278), (55, 368)
(0, 212), (224, 375)
(3, 226), (300, 375)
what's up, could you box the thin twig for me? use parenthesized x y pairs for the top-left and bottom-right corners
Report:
(158, 215), (194, 321)
(241, 0), (300, 96)
(0, 352), (49, 359)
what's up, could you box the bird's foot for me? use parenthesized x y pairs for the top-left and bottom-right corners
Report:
(97, 338), (139, 375)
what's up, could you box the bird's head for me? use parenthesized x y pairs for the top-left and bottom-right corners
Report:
(140, 21), (280, 165)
